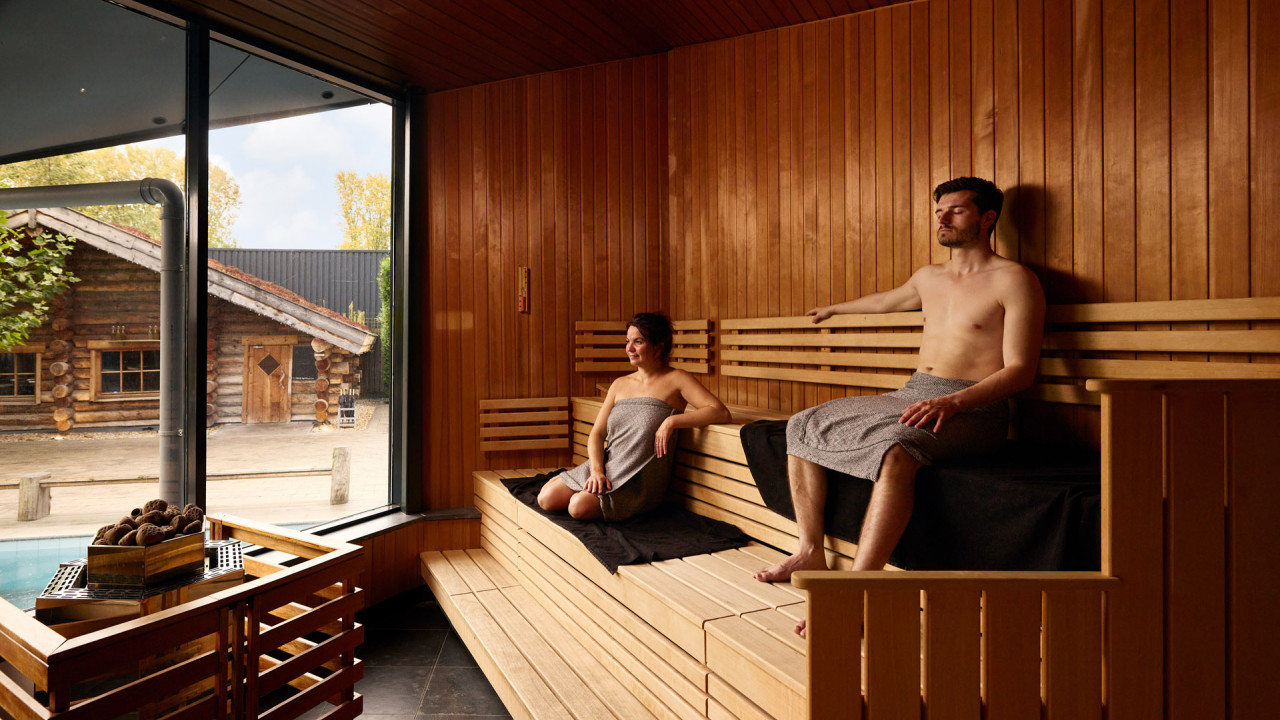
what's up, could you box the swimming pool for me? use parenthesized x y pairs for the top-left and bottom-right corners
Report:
(0, 523), (318, 611)
(0, 534), (93, 611)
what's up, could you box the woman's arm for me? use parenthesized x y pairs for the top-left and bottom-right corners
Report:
(654, 371), (732, 457)
(585, 384), (618, 492)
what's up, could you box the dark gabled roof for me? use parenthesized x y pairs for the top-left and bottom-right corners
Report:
(5, 207), (376, 354)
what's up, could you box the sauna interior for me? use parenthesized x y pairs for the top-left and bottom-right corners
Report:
(1, 1), (1277, 719)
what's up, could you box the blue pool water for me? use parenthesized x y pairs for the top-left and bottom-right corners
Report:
(0, 523), (316, 611)
(0, 534), (93, 611)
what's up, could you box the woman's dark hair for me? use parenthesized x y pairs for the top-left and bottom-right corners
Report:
(626, 312), (674, 363)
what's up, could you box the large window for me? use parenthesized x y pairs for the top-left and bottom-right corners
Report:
(0, 0), (406, 610)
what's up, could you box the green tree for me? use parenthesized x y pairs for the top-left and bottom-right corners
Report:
(336, 171), (390, 250)
(377, 255), (391, 379)
(0, 145), (242, 248)
(0, 210), (80, 351)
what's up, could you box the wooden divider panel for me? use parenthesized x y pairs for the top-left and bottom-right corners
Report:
(479, 397), (570, 452)
(575, 319), (712, 374)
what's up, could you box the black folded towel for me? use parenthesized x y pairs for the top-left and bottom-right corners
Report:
(503, 471), (750, 573)
(739, 419), (1102, 571)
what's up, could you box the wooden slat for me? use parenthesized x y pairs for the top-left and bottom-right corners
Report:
(479, 424), (570, 439)
(479, 397), (569, 410)
(479, 438), (569, 452)
(864, 588), (920, 719)
(1043, 329), (1280, 354)
(1046, 296), (1280, 324)
(478, 410), (569, 424)
(982, 588), (1041, 720)
(922, 588), (981, 720)
(805, 585), (862, 720)
(721, 365), (910, 389)
(722, 332), (922, 349)
(1043, 589), (1103, 720)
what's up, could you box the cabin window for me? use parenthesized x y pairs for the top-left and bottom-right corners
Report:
(96, 349), (161, 397)
(292, 345), (318, 381)
(0, 352), (40, 404)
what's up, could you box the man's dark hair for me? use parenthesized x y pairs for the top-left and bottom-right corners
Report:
(933, 177), (1004, 226)
(626, 312), (674, 362)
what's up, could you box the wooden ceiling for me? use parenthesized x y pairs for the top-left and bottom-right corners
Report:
(137, 0), (913, 93)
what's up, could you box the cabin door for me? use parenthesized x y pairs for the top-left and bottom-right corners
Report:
(244, 343), (292, 423)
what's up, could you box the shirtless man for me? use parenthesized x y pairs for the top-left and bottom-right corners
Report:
(752, 177), (1045, 636)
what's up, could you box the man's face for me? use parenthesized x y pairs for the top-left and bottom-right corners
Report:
(934, 191), (994, 249)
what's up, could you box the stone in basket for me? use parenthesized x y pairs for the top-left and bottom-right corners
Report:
(86, 499), (206, 589)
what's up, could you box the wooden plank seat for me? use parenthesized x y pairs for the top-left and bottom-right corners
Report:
(576, 319), (712, 374)
(458, 468), (809, 720)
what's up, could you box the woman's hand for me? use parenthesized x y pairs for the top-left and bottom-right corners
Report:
(583, 470), (611, 494)
(654, 416), (678, 458)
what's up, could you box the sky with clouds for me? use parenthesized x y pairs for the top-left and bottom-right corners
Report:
(141, 102), (392, 250)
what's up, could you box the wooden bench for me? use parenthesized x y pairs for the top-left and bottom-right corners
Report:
(427, 296), (1280, 719)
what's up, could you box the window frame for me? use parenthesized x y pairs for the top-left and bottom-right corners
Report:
(0, 344), (44, 406)
(89, 341), (162, 402)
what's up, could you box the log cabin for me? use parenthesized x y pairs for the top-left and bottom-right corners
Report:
(0, 207), (376, 432)
(0, 1), (1277, 719)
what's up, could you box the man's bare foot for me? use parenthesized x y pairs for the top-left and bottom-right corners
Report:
(751, 550), (828, 583)
(794, 619), (807, 638)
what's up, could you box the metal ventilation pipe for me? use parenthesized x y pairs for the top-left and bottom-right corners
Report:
(0, 179), (186, 504)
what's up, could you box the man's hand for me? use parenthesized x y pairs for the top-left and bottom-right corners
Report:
(806, 305), (835, 323)
(899, 395), (963, 433)
(583, 470), (611, 494)
(654, 416), (677, 458)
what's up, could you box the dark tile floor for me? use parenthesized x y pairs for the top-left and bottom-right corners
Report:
(290, 585), (511, 720)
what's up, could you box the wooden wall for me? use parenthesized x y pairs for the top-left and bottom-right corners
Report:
(421, 55), (667, 508)
(666, 0), (1278, 412)
(421, 0), (1280, 504)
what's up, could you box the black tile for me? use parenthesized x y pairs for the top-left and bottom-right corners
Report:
(360, 587), (452, 630)
(354, 665), (434, 716)
(434, 630), (478, 668)
(360, 627), (448, 666)
(420, 666), (508, 716)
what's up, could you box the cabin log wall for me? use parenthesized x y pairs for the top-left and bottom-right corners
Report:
(422, 0), (1279, 500)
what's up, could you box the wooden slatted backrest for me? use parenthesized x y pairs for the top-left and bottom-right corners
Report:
(478, 397), (570, 452)
(720, 296), (1280, 405)
(574, 319), (711, 374)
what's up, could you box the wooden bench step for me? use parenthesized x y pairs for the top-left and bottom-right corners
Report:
(421, 548), (655, 720)
(470, 468), (817, 719)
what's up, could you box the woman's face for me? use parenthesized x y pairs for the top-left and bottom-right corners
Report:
(625, 326), (660, 366)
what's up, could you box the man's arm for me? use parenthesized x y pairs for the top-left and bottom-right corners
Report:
(899, 267), (1045, 431)
(807, 271), (925, 323)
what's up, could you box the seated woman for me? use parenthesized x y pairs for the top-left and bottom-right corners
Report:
(538, 312), (732, 521)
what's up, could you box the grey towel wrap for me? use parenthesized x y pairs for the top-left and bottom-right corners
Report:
(786, 372), (1008, 481)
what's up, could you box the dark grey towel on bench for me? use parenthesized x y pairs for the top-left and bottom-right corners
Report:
(740, 420), (1101, 571)
(503, 471), (750, 573)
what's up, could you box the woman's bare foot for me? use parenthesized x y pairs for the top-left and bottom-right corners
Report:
(751, 549), (829, 583)
(794, 619), (807, 638)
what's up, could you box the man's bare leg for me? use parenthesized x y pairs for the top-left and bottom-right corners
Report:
(753, 455), (832, 582)
(793, 445), (922, 637)
(850, 445), (921, 570)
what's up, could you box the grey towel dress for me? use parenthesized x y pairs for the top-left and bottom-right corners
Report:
(559, 397), (679, 521)
(786, 372), (1009, 481)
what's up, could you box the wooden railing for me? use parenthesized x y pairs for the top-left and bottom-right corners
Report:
(794, 379), (1280, 719)
(478, 397), (570, 452)
(0, 515), (364, 720)
(720, 296), (1280, 406)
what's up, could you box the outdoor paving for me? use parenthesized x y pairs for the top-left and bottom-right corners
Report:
(0, 400), (391, 540)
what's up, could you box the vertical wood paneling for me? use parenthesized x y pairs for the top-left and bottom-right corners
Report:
(425, 55), (665, 508)
(423, 0), (1276, 516)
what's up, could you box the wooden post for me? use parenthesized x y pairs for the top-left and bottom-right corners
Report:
(330, 447), (350, 505)
(18, 473), (52, 521)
